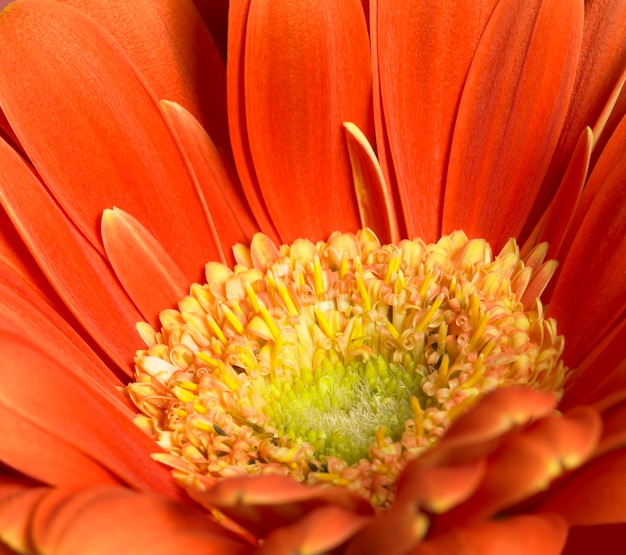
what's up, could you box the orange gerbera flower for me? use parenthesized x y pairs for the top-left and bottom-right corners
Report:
(0, 0), (624, 553)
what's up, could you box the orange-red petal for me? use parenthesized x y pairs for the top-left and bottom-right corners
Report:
(443, 0), (583, 249)
(375, 0), (498, 242)
(0, 0), (218, 282)
(411, 514), (567, 555)
(101, 207), (189, 327)
(241, 0), (371, 242)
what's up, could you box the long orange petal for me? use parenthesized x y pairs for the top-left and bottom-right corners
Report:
(242, 0), (372, 242)
(161, 100), (259, 259)
(0, 485), (250, 555)
(548, 116), (626, 367)
(0, 0), (218, 282)
(412, 514), (567, 555)
(375, 0), (498, 242)
(0, 330), (186, 504)
(442, 0), (583, 249)
(101, 207), (189, 327)
(532, 0), (626, 218)
(0, 137), (142, 374)
(57, 0), (232, 163)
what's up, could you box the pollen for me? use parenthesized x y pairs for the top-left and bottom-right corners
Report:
(127, 230), (567, 509)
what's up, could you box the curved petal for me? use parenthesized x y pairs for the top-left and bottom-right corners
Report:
(0, 0), (219, 282)
(0, 330), (186, 504)
(0, 484), (47, 553)
(101, 207), (189, 327)
(190, 475), (373, 539)
(257, 506), (370, 555)
(411, 514), (567, 555)
(57, 0), (232, 162)
(375, 0), (498, 242)
(345, 501), (428, 555)
(442, 0), (584, 249)
(535, 448), (626, 526)
(0, 485), (250, 555)
(548, 116), (626, 367)
(243, 0), (372, 242)
(161, 100), (259, 260)
(0, 136), (143, 373)
(431, 409), (600, 531)
(533, 0), (626, 217)
(343, 122), (400, 243)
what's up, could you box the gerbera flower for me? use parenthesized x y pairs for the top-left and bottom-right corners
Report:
(0, 0), (624, 553)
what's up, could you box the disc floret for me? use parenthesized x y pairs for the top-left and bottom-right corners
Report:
(128, 230), (566, 508)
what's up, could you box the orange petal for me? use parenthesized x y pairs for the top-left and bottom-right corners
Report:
(161, 100), (259, 260)
(535, 447), (626, 526)
(225, 0), (280, 243)
(242, 0), (372, 242)
(0, 405), (121, 488)
(0, 484), (47, 553)
(190, 475), (372, 539)
(57, 0), (232, 163)
(257, 506), (370, 555)
(548, 116), (626, 367)
(396, 460), (486, 514)
(23, 486), (250, 555)
(344, 501), (428, 555)
(343, 122), (400, 244)
(0, 330), (187, 504)
(0, 0), (218, 282)
(375, 0), (498, 242)
(560, 319), (626, 410)
(535, 0), (626, 214)
(433, 409), (600, 531)
(443, 0), (584, 249)
(0, 136), (142, 374)
(101, 207), (189, 327)
(534, 127), (592, 261)
(412, 514), (567, 555)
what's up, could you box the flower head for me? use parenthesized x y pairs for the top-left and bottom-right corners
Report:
(0, 0), (624, 553)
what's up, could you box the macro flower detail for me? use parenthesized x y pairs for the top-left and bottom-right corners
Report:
(129, 229), (566, 510)
(0, 0), (624, 553)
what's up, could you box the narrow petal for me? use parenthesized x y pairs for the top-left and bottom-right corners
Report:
(0, 485), (47, 553)
(548, 117), (626, 367)
(0, 330), (187, 503)
(375, 0), (498, 242)
(226, 0), (280, 241)
(0, 137), (143, 373)
(412, 514), (567, 555)
(0, 406), (121, 488)
(57, 0), (232, 162)
(534, 128), (592, 260)
(161, 100), (259, 260)
(535, 0), (626, 211)
(443, 0), (584, 249)
(343, 122), (400, 244)
(101, 207), (189, 327)
(243, 0), (372, 242)
(0, 0), (218, 282)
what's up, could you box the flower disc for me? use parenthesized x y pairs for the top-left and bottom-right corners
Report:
(128, 230), (566, 508)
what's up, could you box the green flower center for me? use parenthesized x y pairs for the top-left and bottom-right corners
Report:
(128, 229), (567, 508)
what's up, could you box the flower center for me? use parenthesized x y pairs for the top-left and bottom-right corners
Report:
(128, 229), (567, 508)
